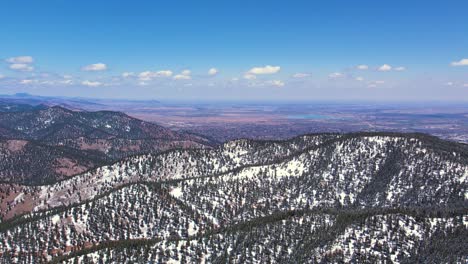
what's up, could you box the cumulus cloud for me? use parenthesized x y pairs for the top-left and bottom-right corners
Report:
(82, 63), (107, 71)
(6, 56), (34, 71)
(82, 80), (102, 87)
(6, 56), (33, 64)
(269, 80), (285, 87)
(355, 76), (364, 81)
(293, 73), (310, 78)
(60, 79), (73, 85)
(208, 68), (219, 76)
(248, 65), (280, 75)
(451, 58), (468, 66)
(138, 70), (173, 81)
(445, 82), (453, 86)
(138, 72), (152, 81)
(328, 72), (343, 79)
(394, 66), (406, 71)
(9, 63), (34, 71)
(157, 70), (173, 77)
(378, 64), (392, 72)
(173, 70), (191, 80)
(173, 74), (191, 80)
(20, 79), (34, 84)
(243, 74), (257, 80)
(122, 72), (135, 78)
(356, 65), (368, 70)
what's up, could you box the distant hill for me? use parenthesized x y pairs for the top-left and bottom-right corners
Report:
(0, 105), (209, 142)
(0, 100), (47, 113)
(0, 93), (160, 110)
(0, 104), (214, 184)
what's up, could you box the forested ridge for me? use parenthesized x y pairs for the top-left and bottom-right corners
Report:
(0, 131), (466, 263)
(0, 105), (213, 184)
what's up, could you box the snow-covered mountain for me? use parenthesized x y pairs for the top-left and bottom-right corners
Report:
(0, 132), (466, 263)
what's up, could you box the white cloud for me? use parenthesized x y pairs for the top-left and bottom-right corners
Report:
(122, 72), (135, 78)
(0, 74), (4, 79)
(173, 70), (191, 80)
(464, 83), (468, 87)
(208, 68), (218, 76)
(82, 63), (107, 71)
(9, 63), (34, 71)
(374, 80), (385, 84)
(60, 79), (73, 85)
(20, 79), (34, 84)
(243, 74), (257, 80)
(231, 77), (239, 81)
(394, 66), (406, 71)
(6, 56), (34, 71)
(368, 84), (377, 88)
(138, 70), (173, 81)
(355, 76), (364, 81)
(82, 80), (102, 87)
(138, 72), (152, 81)
(156, 70), (173, 77)
(378, 64), (392, 71)
(63, 75), (73, 79)
(248, 65), (280, 75)
(451, 58), (468, 66)
(357, 65), (368, 70)
(445, 82), (454, 86)
(269, 80), (285, 87)
(328, 72), (343, 78)
(293, 73), (310, 78)
(6, 56), (33, 64)
(173, 74), (191, 80)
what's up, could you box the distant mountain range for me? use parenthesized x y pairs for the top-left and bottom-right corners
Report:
(0, 130), (466, 262)
(0, 104), (214, 184)
(0, 93), (161, 111)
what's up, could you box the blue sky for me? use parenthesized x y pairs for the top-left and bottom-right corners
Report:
(0, 0), (467, 101)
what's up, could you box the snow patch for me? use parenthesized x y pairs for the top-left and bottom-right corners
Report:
(170, 187), (183, 198)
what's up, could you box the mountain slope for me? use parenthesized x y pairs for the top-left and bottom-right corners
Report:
(0, 105), (214, 184)
(0, 105), (211, 143)
(0, 132), (466, 263)
(0, 139), (107, 184)
(0, 101), (47, 113)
